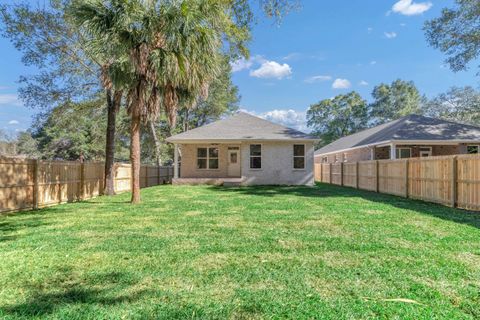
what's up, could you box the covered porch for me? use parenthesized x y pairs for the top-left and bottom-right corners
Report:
(172, 142), (244, 184)
(373, 142), (475, 160)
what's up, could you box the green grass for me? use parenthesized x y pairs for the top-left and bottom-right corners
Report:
(1, 183), (479, 319)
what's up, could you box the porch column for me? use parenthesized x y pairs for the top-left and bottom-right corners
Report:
(390, 143), (396, 160)
(174, 143), (179, 179)
(370, 147), (376, 160)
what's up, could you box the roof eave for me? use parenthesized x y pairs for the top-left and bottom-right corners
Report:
(314, 138), (480, 157)
(166, 138), (320, 144)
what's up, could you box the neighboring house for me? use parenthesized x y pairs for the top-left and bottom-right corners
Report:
(166, 112), (318, 185)
(315, 114), (480, 163)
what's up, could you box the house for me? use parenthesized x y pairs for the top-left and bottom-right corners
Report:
(315, 114), (480, 163)
(166, 112), (318, 185)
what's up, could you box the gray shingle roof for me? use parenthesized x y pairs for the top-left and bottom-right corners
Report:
(167, 112), (317, 142)
(315, 114), (480, 155)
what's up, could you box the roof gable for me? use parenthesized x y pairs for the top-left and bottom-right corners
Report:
(167, 112), (316, 142)
(315, 114), (480, 155)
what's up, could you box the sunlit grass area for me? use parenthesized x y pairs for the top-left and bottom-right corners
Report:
(1, 183), (479, 319)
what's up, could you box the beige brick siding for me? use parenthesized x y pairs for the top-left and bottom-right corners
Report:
(179, 144), (231, 178)
(179, 141), (315, 185)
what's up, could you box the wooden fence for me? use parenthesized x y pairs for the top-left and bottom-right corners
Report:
(314, 154), (480, 211)
(0, 157), (173, 213)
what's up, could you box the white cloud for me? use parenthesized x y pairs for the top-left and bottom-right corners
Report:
(0, 86), (10, 90)
(230, 57), (253, 72)
(384, 31), (397, 39)
(392, 0), (432, 16)
(230, 55), (266, 72)
(0, 94), (22, 106)
(359, 80), (369, 86)
(250, 61), (292, 79)
(370, 61), (377, 65)
(241, 109), (309, 132)
(400, 23), (407, 27)
(304, 75), (332, 83)
(367, 27), (373, 33)
(332, 78), (351, 89)
(8, 120), (19, 125)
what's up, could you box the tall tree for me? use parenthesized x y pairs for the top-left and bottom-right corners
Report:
(424, 0), (480, 73)
(31, 99), (111, 161)
(178, 56), (240, 132)
(307, 92), (369, 147)
(71, 0), (247, 203)
(370, 79), (425, 124)
(423, 86), (480, 125)
(0, 1), (123, 195)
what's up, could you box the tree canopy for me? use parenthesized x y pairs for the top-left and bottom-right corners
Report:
(370, 79), (425, 125)
(424, 0), (480, 73)
(422, 86), (480, 126)
(306, 92), (368, 147)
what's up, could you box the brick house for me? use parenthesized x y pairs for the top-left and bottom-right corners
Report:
(167, 112), (319, 185)
(315, 114), (480, 163)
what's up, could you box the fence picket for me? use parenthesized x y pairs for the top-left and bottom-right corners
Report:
(314, 154), (480, 211)
(0, 157), (173, 214)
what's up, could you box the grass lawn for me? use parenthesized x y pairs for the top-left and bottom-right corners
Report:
(0, 183), (479, 319)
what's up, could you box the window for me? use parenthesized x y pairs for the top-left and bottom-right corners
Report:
(197, 147), (218, 169)
(419, 146), (432, 157)
(467, 145), (479, 154)
(396, 147), (411, 159)
(293, 144), (305, 169)
(229, 152), (237, 164)
(250, 144), (262, 169)
(322, 157), (328, 163)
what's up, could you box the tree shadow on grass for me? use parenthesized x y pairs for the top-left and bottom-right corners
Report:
(208, 183), (480, 230)
(0, 270), (150, 317)
(0, 217), (48, 243)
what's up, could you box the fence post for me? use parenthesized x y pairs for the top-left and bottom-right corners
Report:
(375, 160), (379, 192)
(329, 163), (332, 184)
(157, 166), (161, 185)
(355, 162), (359, 189)
(451, 156), (457, 208)
(80, 161), (85, 200)
(340, 162), (344, 186)
(404, 159), (409, 198)
(33, 159), (39, 209)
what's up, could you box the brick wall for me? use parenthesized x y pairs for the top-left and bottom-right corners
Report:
(315, 143), (475, 163)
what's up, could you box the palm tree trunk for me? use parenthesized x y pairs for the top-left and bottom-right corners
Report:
(104, 89), (121, 195)
(149, 120), (162, 166)
(130, 113), (141, 204)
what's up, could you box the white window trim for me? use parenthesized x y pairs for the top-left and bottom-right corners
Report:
(249, 144), (262, 170)
(467, 144), (480, 154)
(419, 146), (433, 157)
(396, 147), (412, 159)
(293, 143), (306, 170)
(197, 146), (219, 170)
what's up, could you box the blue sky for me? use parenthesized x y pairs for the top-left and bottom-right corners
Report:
(1, 0), (479, 134)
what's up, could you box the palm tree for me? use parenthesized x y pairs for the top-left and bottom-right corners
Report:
(71, 0), (242, 203)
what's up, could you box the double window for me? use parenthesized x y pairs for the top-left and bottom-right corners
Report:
(396, 147), (411, 159)
(197, 147), (218, 169)
(293, 144), (305, 169)
(250, 144), (262, 169)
